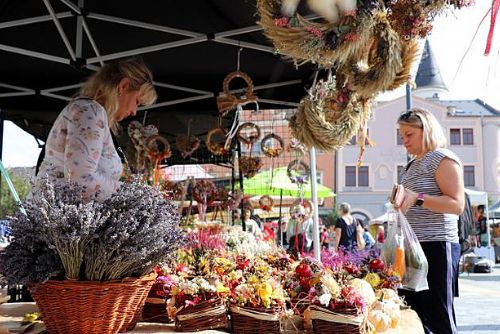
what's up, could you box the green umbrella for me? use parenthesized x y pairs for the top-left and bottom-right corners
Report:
(241, 167), (335, 199)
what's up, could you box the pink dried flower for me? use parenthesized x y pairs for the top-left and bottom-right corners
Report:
(274, 17), (289, 27)
(306, 26), (323, 37)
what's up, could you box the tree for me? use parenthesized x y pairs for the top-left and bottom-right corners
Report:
(0, 169), (31, 218)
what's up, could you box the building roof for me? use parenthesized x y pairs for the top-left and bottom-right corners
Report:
(437, 99), (500, 117)
(415, 40), (448, 92)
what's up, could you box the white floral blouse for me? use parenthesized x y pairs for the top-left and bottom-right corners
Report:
(36, 98), (122, 201)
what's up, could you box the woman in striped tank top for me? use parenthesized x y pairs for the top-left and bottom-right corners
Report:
(396, 108), (464, 334)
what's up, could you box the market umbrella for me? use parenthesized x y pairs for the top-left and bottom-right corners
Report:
(242, 167), (335, 199)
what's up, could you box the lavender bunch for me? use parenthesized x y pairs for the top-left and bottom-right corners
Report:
(84, 180), (184, 281)
(1, 179), (109, 282)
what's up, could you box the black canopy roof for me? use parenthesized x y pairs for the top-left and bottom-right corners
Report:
(0, 0), (314, 160)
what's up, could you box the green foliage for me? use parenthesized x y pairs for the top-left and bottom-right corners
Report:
(0, 169), (31, 218)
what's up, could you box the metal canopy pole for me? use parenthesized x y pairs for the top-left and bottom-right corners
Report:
(43, 0), (77, 61)
(309, 147), (321, 261)
(0, 44), (70, 64)
(0, 12), (72, 29)
(86, 36), (208, 64)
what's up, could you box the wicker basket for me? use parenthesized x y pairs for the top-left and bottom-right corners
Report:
(174, 297), (228, 332)
(29, 273), (156, 334)
(230, 304), (284, 334)
(309, 305), (365, 334)
(141, 282), (170, 323)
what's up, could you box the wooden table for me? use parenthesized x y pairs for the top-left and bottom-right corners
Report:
(0, 302), (423, 333)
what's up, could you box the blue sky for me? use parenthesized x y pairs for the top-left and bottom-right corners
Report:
(1, 1), (499, 167)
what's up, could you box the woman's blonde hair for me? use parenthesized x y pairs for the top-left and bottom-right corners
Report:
(339, 202), (351, 214)
(78, 57), (157, 132)
(397, 107), (447, 153)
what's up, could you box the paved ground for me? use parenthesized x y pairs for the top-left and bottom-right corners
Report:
(455, 263), (500, 333)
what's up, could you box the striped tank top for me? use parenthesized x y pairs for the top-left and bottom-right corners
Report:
(401, 148), (461, 243)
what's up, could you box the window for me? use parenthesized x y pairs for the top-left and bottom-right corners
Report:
(358, 166), (369, 187)
(397, 165), (405, 183)
(345, 166), (356, 186)
(345, 166), (369, 187)
(450, 129), (461, 145)
(464, 166), (475, 187)
(463, 128), (474, 145)
(316, 171), (323, 184)
(396, 129), (402, 146)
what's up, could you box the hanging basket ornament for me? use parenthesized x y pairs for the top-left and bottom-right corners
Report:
(261, 133), (284, 158)
(237, 122), (261, 146)
(287, 160), (310, 184)
(239, 156), (263, 179)
(206, 127), (229, 156)
(259, 195), (274, 212)
(217, 71), (258, 116)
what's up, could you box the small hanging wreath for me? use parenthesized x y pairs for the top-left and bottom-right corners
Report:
(260, 133), (284, 158)
(206, 127), (228, 156)
(239, 156), (263, 179)
(237, 122), (261, 146)
(287, 159), (310, 184)
(176, 134), (201, 159)
(217, 71), (258, 116)
(259, 195), (274, 212)
(145, 135), (172, 162)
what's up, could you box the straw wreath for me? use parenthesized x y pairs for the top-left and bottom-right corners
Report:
(289, 75), (364, 152)
(257, 0), (374, 66)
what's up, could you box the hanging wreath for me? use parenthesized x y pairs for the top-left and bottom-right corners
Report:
(239, 156), (263, 179)
(176, 134), (201, 159)
(289, 75), (364, 152)
(192, 180), (217, 205)
(206, 127), (228, 156)
(287, 159), (310, 184)
(259, 195), (274, 212)
(145, 135), (172, 162)
(257, 0), (377, 66)
(217, 71), (258, 116)
(237, 122), (261, 146)
(260, 133), (284, 158)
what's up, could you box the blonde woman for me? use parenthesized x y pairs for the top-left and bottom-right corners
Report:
(36, 58), (157, 201)
(396, 108), (464, 334)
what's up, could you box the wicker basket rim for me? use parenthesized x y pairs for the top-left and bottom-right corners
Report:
(29, 272), (157, 289)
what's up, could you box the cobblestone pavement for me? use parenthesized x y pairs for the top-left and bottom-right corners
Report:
(455, 264), (500, 334)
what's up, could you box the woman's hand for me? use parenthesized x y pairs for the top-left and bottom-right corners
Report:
(395, 187), (418, 214)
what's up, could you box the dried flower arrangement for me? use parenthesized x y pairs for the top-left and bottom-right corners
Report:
(0, 178), (184, 284)
(239, 156), (263, 179)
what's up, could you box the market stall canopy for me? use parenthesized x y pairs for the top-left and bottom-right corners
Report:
(241, 167), (335, 199)
(465, 188), (488, 206)
(0, 0), (314, 162)
(369, 213), (389, 225)
(489, 200), (500, 219)
(162, 165), (213, 181)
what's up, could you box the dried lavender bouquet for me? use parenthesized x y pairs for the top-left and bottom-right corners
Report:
(0, 178), (184, 284)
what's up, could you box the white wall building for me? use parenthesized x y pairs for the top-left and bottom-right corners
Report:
(336, 41), (500, 221)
